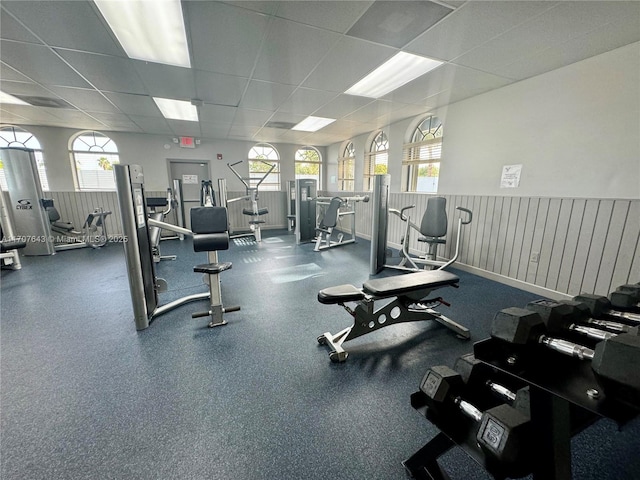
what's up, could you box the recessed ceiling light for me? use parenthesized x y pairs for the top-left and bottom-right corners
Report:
(153, 98), (198, 122)
(292, 116), (336, 132)
(345, 52), (443, 98)
(0, 91), (30, 106)
(95, 0), (191, 68)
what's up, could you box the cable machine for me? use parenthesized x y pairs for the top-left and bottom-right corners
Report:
(218, 160), (275, 242)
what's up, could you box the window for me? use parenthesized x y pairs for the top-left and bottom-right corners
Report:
(364, 131), (388, 191)
(70, 131), (119, 191)
(248, 143), (280, 191)
(402, 116), (442, 193)
(0, 126), (49, 191)
(295, 146), (322, 186)
(337, 142), (355, 191)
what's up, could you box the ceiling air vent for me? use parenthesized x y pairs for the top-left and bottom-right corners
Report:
(264, 121), (298, 130)
(13, 95), (74, 109)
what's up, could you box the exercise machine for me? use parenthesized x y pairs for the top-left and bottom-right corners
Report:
(369, 174), (472, 274)
(294, 178), (317, 244)
(286, 180), (296, 232)
(394, 196), (471, 271)
(147, 188), (178, 262)
(0, 186), (25, 270)
(313, 194), (369, 251)
(0, 147), (55, 256)
(114, 164), (239, 330)
(317, 269), (470, 362)
(45, 200), (111, 250)
(218, 160), (275, 242)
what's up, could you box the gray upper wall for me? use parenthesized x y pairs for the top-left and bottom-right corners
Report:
(9, 41), (640, 198)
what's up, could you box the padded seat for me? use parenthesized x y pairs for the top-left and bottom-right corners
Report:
(243, 208), (269, 216)
(1, 240), (27, 252)
(318, 284), (365, 304)
(363, 270), (459, 298)
(193, 262), (233, 274)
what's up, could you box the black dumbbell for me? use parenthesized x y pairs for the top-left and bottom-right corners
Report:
(491, 307), (640, 391)
(526, 299), (616, 342)
(574, 293), (640, 325)
(420, 365), (530, 465)
(454, 353), (530, 415)
(558, 300), (637, 335)
(609, 284), (640, 312)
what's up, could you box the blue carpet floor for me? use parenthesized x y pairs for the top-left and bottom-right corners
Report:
(1, 230), (639, 479)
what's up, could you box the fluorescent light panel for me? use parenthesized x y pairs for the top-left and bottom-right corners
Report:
(95, 0), (191, 68)
(292, 116), (336, 132)
(153, 98), (198, 121)
(0, 91), (30, 105)
(345, 52), (443, 98)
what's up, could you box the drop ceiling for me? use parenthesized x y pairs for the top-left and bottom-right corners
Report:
(0, 0), (638, 146)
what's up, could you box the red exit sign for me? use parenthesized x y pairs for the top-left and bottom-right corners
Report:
(179, 136), (195, 148)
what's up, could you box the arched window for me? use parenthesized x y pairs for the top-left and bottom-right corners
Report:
(337, 141), (355, 191)
(402, 116), (442, 193)
(295, 146), (321, 186)
(364, 131), (388, 191)
(0, 126), (49, 191)
(70, 131), (119, 191)
(248, 143), (280, 191)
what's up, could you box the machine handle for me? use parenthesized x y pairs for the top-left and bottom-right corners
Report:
(456, 207), (473, 225)
(192, 311), (210, 318)
(400, 205), (416, 221)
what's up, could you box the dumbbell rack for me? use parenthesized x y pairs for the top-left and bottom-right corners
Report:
(405, 339), (639, 480)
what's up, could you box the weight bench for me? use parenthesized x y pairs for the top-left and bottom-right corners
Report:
(317, 270), (470, 362)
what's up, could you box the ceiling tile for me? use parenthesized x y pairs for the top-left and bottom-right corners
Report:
(343, 99), (394, 123)
(312, 94), (373, 120)
(220, 1), (279, 16)
(302, 36), (396, 93)
(405, 1), (556, 61)
(200, 122), (231, 139)
(128, 115), (173, 135)
(240, 80), (296, 111)
(227, 124), (262, 139)
(44, 108), (108, 129)
(1, 40), (91, 88)
(103, 93), (160, 116)
(85, 112), (141, 131)
(46, 86), (120, 113)
(0, 108), (29, 124)
(232, 108), (274, 127)
(2, 0), (125, 56)
(493, 10), (640, 80)
(453, 1), (639, 72)
(0, 103), (65, 123)
(56, 49), (146, 94)
(0, 62), (32, 82)
(167, 119), (202, 137)
(199, 104), (237, 124)
(346, 1), (453, 48)
(133, 61), (196, 100)
(274, 1), (373, 33)
(252, 17), (341, 85)
(0, 79), (58, 98)
(186, 1), (270, 76)
(0, 6), (42, 43)
(195, 70), (247, 107)
(276, 87), (337, 116)
(385, 64), (513, 105)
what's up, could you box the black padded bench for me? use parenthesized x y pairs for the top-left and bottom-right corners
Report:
(317, 270), (469, 362)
